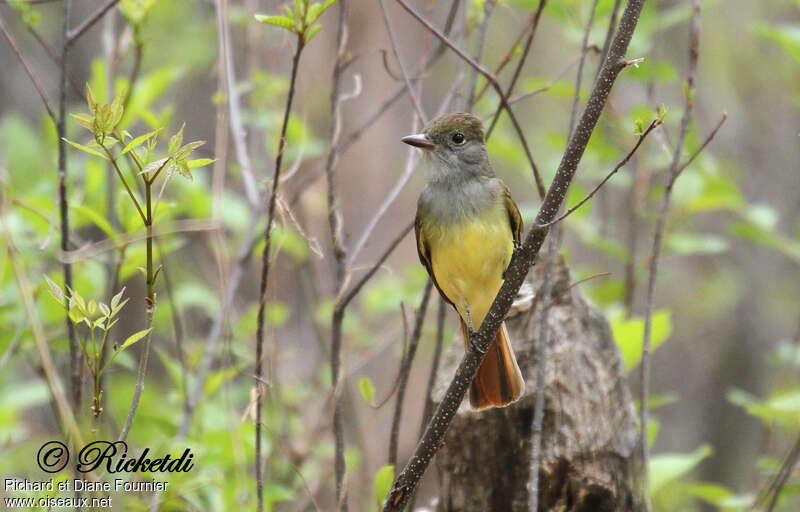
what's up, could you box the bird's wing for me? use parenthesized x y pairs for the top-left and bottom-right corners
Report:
(415, 211), (455, 307)
(502, 184), (523, 244)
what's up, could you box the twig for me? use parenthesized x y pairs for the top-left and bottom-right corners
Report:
(179, 219), (259, 438)
(394, 0), (546, 200)
(382, 1), (647, 508)
(1, 188), (83, 447)
(55, 0), (81, 411)
(0, 13), (55, 120)
(118, 148), (160, 443)
(406, 296), (447, 511)
(568, 0), (600, 137)
(337, 222), (413, 310)
(595, 0), (623, 83)
(465, 0), (496, 109)
(218, 0), (259, 208)
(528, 228), (560, 511)
(346, 118), (420, 266)
(473, 4), (544, 105)
(639, 0), (702, 505)
(66, 0), (119, 46)
(322, 1), (350, 508)
(485, 0), (547, 139)
(388, 281), (433, 467)
(178, 0), (260, 438)
(676, 112), (727, 175)
(121, 33), (142, 113)
(760, 433), (800, 512)
(506, 53), (584, 106)
(536, 118), (661, 228)
(253, 30), (305, 512)
(379, 0), (426, 122)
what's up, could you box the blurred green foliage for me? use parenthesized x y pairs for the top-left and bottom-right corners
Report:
(0, 0), (798, 510)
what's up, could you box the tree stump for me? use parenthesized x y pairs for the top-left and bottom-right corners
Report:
(433, 259), (641, 511)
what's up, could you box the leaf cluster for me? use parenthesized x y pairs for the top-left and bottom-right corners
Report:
(255, 0), (338, 44)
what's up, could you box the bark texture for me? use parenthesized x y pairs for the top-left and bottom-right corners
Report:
(433, 259), (640, 511)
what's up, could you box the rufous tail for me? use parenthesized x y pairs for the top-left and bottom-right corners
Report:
(461, 321), (525, 409)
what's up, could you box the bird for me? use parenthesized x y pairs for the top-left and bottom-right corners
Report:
(402, 112), (525, 409)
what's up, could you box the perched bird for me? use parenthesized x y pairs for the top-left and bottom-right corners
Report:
(403, 112), (525, 409)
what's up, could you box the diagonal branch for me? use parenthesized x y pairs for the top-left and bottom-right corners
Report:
(537, 118), (662, 229)
(485, 0), (547, 139)
(382, 1), (648, 509)
(379, 0), (426, 122)
(0, 13), (55, 120)
(66, 0), (119, 46)
(253, 31), (306, 512)
(639, 0), (704, 505)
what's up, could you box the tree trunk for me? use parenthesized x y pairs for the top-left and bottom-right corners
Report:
(433, 259), (642, 511)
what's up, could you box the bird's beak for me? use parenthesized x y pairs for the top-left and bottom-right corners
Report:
(401, 133), (435, 150)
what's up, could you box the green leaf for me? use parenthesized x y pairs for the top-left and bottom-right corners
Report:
(611, 310), (672, 371)
(120, 129), (160, 157)
(71, 113), (95, 131)
(664, 232), (729, 254)
(649, 444), (712, 494)
(657, 103), (668, 122)
(140, 157), (169, 176)
(72, 203), (118, 238)
(168, 123), (185, 156)
(254, 14), (295, 30)
(264, 483), (294, 505)
(119, 328), (151, 351)
(374, 464), (395, 508)
(306, 23), (322, 42)
(175, 140), (205, 160)
(754, 22), (800, 64)
(63, 138), (109, 160)
(44, 276), (65, 306)
(186, 158), (216, 168)
(358, 377), (376, 407)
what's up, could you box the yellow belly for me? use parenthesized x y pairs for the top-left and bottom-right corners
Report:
(428, 211), (514, 328)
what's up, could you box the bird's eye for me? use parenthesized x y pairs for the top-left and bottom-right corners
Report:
(451, 132), (466, 145)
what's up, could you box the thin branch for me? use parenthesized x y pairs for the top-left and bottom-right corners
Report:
(394, 0), (546, 200)
(179, 218), (259, 438)
(337, 222), (413, 311)
(465, 0), (496, 109)
(473, 4), (544, 105)
(382, 1), (647, 508)
(568, 0), (600, 137)
(65, 0), (119, 46)
(676, 111), (727, 175)
(761, 433), (800, 512)
(595, 0), (623, 83)
(323, 1), (350, 507)
(219, 0), (259, 208)
(254, 31), (305, 512)
(0, 13), (55, 120)
(56, 0), (81, 411)
(388, 281), (433, 467)
(528, 228), (560, 511)
(178, 0), (261, 438)
(379, 0), (426, 122)
(639, 0), (702, 505)
(506, 53), (584, 106)
(485, 0), (547, 139)
(346, 119), (420, 266)
(537, 118), (661, 228)
(406, 296), (447, 511)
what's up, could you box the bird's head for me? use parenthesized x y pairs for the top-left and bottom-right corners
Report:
(402, 112), (490, 182)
